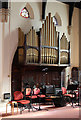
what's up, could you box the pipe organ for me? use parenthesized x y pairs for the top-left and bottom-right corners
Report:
(26, 27), (39, 63)
(18, 13), (70, 66)
(18, 27), (25, 63)
(60, 33), (69, 64)
(41, 13), (58, 64)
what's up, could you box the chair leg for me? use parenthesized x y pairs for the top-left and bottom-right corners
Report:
(19, 104), (31, 114)
(38, 97), (48, 111)
(20, 107), (23, 114)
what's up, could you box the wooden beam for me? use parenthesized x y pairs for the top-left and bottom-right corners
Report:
(42, 1), (47, 20)
(58, 32), (60, 66)
(69, 2), (75, 26)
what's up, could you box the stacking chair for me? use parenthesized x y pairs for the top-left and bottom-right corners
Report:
(26, 88), (38, 111)
(34, 88), (47, 111)
(62, 87), (75, 97)
(14, 91), (30, 113)
(34, 87), (46, 101)
(73, 89), (79, 105)
(26, 88), (38, 102)
(62, 87), (75, 106)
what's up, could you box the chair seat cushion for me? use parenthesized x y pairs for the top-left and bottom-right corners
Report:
(27, 95), (37, 99)
(18, 100), (30, 104)
(30, 95), (37, 99)
(45, 99), (53, 101)
(64, 94), (75, 97)
(38, 95), (45, 98)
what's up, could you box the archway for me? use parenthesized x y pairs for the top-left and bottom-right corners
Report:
(54, 12), (62, 26)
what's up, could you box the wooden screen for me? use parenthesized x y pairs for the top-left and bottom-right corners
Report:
(26, 27), (39, 63)
(60, 33), (69, 64)
(18, 27), (25, 63)
(41, 13), (58, 64)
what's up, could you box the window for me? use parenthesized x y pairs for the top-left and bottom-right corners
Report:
(20, 7), (30, 18)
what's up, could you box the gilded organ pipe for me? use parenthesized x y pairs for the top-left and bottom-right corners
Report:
(26, 27), (39, 63)
(41, 13), (58, 64)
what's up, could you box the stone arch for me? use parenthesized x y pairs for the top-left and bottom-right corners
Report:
(10, 43), (18, 69)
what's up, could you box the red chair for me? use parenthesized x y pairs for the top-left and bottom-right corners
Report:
(34, 88), (47, 111)
(26, 88), (40, 100)
(34, 88), (40, 95)
(33, 88), (45, 99)
(62, 87), (75, 97)
(74, 89), (79, 105)
(14, 91), (30, 113)
(26, 88), (38, 111)
(26, 88), (38, 100)
(62, 87), (75, 106)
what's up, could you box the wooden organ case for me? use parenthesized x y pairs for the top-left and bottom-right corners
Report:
(18, 27), (25, 64)
(18, 13), (70, 65)
(12, 13), (70, 94)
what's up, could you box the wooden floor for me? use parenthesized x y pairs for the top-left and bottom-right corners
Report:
(0, 103), (80, 119)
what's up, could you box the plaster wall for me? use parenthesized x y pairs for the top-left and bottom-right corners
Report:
(71, 7), (79, 68)
(79, 9), (81, 70)
(0, 23), (3, 100)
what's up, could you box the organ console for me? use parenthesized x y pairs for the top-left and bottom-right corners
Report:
(18, 13), (70, 66)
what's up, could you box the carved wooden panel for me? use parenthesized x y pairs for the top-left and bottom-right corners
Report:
(60, 52), (68, 64)
(18, 27), (25, 46)
(60, 33), (68, 50)
(60, 33), (69, 64)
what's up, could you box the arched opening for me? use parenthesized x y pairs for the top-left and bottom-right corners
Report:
(54, 12), (62, 26)
(11, 48), (22, 97)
